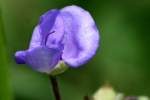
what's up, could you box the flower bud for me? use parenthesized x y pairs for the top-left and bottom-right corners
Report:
(93, 85), (116, 100)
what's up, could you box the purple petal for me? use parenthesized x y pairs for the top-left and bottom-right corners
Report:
(15, 51), (26, 64)
(39, 10), (60, 45)
(25, 46), (62, 73)
(61, 5), (100, 67)
(46, 14), (65, 49)
(29, 10), (60, 48)
(29, 25), (42, 48)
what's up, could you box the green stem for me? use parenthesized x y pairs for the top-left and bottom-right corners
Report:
(49, 76), (61, 100)
(84, 95), (90, 100)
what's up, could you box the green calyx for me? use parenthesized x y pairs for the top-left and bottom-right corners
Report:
(48, 61), (68, 76)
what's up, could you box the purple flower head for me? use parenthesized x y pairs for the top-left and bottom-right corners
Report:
(15, 5), (100, 74)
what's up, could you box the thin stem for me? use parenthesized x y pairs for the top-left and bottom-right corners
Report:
(49, 75), (61, 100)
(84, 95), (90, 100)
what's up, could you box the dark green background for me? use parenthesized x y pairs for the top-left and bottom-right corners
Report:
(0, 0), (150, 100)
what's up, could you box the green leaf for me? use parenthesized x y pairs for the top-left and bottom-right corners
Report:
(0, 8), (13, 100)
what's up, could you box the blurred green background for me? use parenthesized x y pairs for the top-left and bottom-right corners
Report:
(0, 0), (150, 100)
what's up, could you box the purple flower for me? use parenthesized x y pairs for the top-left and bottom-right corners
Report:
(15, 5), (100, 73)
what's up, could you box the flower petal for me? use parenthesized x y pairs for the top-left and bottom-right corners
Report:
(25, 46), (62, 73)
(39, 9), (60, 45)
(61, 5), (100, 67)
(29, 10), (60, 48)
(15, 51), (26, 64)
(46, 14), (65, 49)
(29, 25), (42, 48)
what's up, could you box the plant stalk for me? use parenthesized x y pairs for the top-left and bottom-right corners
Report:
(84, 95), (90, 100)
(49, 75), (61, 100)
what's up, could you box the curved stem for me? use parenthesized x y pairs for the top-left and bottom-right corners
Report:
(49, 75), (61, 100)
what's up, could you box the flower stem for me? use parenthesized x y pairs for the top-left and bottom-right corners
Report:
(84, 95), (90, 100)
(49, 75), (61, 100)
